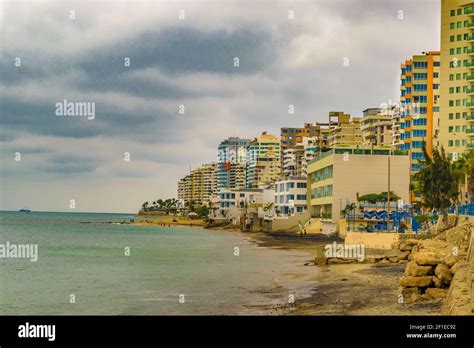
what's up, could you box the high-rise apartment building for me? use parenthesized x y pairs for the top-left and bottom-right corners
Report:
(177, 162), (217, 206)
(217, 137), (250, 190)
(400, 51), (441, 173)
(440, 1), (474, 158)
(246, 132), (281, 188)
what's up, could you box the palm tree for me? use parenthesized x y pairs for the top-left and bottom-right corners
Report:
(414, 145), (460, 223)
(452, 149), (474, 203)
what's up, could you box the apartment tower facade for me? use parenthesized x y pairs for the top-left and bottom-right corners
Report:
(440, 0), (474, 158)
(400, 51), (441, 174)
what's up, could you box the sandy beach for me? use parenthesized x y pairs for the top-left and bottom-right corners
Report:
(208, 228), (443, 315)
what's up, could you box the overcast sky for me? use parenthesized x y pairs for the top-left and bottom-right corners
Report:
(0, 0), (440, 213)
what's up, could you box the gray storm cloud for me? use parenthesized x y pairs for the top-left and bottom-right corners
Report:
(0, 0), (440, 212)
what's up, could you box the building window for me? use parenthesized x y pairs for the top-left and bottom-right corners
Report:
(413, 118), (427, 126)
(414, 62), (428, 69)
(414, 73), (427, 80)
(412, 152), (424, 160)
(413, 130), (427, 138)
(450, 9), (455, 16)
(310, 165), (333, 183)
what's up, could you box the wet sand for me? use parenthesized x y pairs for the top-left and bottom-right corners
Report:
(215, 229), (443, 315)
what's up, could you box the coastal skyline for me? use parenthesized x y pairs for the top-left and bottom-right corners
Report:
(1, 0), (440, 213)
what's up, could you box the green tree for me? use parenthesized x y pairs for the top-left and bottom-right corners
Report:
(452, 149), (474, 201)
(186, 200), (196, 213)
(196, 205), (209, 218)
(414, 145), (459, 222)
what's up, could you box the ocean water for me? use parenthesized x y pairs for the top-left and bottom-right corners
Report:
(0, 211), (316, 315)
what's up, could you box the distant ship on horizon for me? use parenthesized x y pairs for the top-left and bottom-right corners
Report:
(19, 206), (31, 213)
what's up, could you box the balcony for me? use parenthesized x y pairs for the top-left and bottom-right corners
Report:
(467, 86), (474, 95)
(467, 100), (474, 108)
(467, 21), (474, 29)
(467, 47), (474, 56)
(469, 34), (474, 42)
(466, 128), (474, 136)
(466, 72), (474, 82)
(467, 60), (474, 69)
(465, 7), (474, 16)
(468, 143), (474, 148)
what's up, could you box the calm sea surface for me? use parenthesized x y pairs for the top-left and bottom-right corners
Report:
(0, 211), (316, 315)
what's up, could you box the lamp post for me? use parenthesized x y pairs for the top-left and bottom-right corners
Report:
(387, 149), (391, 232)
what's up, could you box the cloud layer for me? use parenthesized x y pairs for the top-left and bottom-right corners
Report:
(0, 0), (440, 212)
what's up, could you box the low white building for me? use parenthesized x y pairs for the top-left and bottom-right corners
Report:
(214, 188), (262, 223)
(274, 177), (307, 216)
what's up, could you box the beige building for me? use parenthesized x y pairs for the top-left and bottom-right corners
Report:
(328, 111), (363, 146)
(246, 132), (281, 188)
(177, 162), (217, 206)
(360, 108), (393, 146)
(282, 145), (305, 177)
(440, 0), (474, 157)
(329, 118), (363, 146)
(306, 147), (410, 223)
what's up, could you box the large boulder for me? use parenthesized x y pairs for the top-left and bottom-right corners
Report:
(405, 239), (420, 246)
(407, 293), (424, 303)
(432, 276), (444, 288)
(444, 255), (459, 267)
(327, 258), (358, 265)
(425, 288), (448, 299)
(400, 287), (420, 298)
(405, 261), (434, 276)
(399, 243), (413, 251)
(435, 264), (453, 285)
(398, 251), (411, 260)
(400, 276), (433, 288)
(413, 252), (443, 266)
